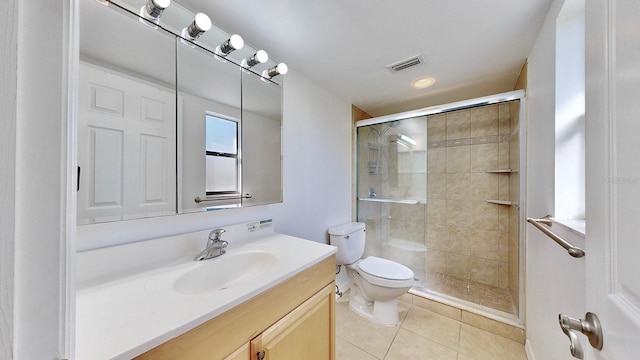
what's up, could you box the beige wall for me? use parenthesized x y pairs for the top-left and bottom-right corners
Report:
(352, 104), (373, 123)
(514, 61), (528, 90)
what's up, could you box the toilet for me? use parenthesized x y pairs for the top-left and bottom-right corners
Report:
(328, 222), (414, 326)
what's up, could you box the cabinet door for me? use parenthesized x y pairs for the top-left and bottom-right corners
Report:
(224, 343), (249, 360)
(251, 283), (335, 360)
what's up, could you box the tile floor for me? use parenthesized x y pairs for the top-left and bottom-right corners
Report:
(424, 271), (517, 315)
(336, 292), (527, 360)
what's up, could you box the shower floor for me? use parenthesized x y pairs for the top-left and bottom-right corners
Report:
(422, 271), (517, 315)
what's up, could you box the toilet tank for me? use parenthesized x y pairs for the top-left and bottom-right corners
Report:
(328, 222), (366, 265)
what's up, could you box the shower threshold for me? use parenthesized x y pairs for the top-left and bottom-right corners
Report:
(411, 272), (520, 325)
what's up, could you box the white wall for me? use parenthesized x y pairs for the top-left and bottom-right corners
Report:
(525, 0), (587, 358)
(274, 70), (353, 242)
(1, 1), (18, 358)
(2, 1), (75, 359)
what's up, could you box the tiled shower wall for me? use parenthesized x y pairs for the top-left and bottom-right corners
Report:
(425, 102), (518, 293)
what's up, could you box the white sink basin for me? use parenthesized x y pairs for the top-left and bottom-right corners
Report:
(173, 250), (278, 294)
(144, 249), (279, 295)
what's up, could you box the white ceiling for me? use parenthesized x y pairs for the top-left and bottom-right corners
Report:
(178, 0), (553, 117)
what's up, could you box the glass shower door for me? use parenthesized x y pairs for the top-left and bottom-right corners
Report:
(356, 116), (427, 288)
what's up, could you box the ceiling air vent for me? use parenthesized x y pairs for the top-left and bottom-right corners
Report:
(386, 55), (424, 73)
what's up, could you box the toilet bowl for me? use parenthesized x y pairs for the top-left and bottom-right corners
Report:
(328, 222), (414, 326)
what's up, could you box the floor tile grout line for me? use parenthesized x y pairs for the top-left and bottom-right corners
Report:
(400, 304), (466, 353)
(336, 334), (383, 360)
(397, 326), (462, 355)
(381, 306), (410, 360)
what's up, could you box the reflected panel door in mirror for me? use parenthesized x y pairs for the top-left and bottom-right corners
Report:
(241, 71), (283, 207)
(177, 41), (242, 212)
(77, 1), (177, 224)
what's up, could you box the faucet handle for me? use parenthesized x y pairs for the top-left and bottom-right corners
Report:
(209, 228), (226, 241)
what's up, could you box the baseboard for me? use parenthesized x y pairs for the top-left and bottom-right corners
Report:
(525, 339), (535, 360)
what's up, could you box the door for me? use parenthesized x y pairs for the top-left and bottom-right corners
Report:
(585, 0), (640, 358)
(77, 63), (176, 223)
(251, 284), (335, 360)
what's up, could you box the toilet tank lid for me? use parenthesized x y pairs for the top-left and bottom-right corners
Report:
(328, 222), (365, 236)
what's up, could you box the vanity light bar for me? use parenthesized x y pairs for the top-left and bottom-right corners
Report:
(104, 0), (287, 79)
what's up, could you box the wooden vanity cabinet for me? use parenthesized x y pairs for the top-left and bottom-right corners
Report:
(136, 255), (336, 360)
(224, 344), (250, 360)
(250, 283), (334, 360)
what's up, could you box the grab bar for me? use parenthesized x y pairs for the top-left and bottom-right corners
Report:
(358, 197), (421, 205)
(527, 216), (585, 258)
(195, 194), (252, 203)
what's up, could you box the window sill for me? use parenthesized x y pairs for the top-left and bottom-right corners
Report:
(552, 218), (585, 238)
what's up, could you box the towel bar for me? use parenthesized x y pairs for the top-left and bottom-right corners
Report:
(195, 194), (252, 203)
(527, 216), (585, 258)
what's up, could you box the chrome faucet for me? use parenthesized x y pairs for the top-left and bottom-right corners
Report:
(193, 228), (228, 261)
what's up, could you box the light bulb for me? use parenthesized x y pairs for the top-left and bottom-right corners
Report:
(264, 63), (288, 78)
(142, 0), (170, 19)
(184, 13), (211, 40)
(218, 34), (244, 55)
(243, 50), (268, 68)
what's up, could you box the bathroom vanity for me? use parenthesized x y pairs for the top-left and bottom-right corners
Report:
(137, 258), (335, 360)
(75, 221), (336, 359)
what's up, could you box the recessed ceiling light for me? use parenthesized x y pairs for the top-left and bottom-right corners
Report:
(412, 77), (436, 89)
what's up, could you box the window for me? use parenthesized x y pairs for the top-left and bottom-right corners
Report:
(205, 114), (239, 196)
(555, 0), (585, 222)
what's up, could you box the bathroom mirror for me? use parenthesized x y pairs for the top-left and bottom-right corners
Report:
(177, 39), (243, 212)
(240, 70), (283, 207)
(77, 0), (178, 225)
(77, 0), (283, 224)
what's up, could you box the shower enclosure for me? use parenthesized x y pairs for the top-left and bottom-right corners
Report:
(356, 91), (524, 320)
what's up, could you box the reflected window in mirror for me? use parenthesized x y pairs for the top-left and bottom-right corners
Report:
(205, 114), (239, 196)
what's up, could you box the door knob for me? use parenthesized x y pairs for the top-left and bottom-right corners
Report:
(559, 312), (604, 359)
(559, 317), (584, 359)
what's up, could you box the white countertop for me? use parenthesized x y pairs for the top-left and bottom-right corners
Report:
(75, 232), (336, 359)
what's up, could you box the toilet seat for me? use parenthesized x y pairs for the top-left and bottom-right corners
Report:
(356, 256), (414, 288)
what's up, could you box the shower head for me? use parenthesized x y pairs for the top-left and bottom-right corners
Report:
(379, 121), (401, 136)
